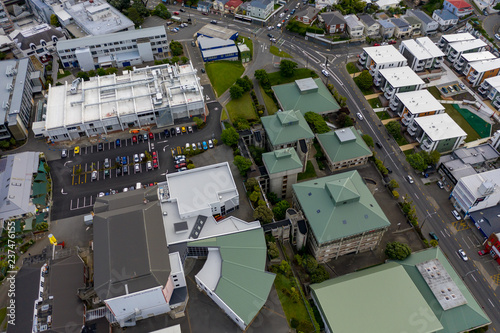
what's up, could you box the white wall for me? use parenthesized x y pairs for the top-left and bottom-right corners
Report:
(138, 42), (154, 62)
(75, 48), (94, 71)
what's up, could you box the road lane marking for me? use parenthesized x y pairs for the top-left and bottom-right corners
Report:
(488, 298), (495, 307)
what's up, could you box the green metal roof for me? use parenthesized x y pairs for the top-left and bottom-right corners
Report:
(34, 172), (47, 182)
(261, 110), (314, 146)
(395, 247), (491, 333)
(32, 194), (46, 206)
(272, 78), (340, 116)
(262, 148), (303, 174)
(316, 127), (372, 164)
(188, 228), (276, 326)
(38, 161), (46, 173)
(292, 170), (390, 243)
(32, 181), (47, 197)
(310, 262), (443, 333)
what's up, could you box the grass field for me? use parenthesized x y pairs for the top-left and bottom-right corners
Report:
(260, 85), (279, 115)
(446, 105), (481, 142)
(427, 86), (442, 99)
(206, 61), (245, 96)
(297, 160), (317, 181)
(376, 111), (391, 120)
(226, 92), (258, 122)
(453, 105), (491, 138)
(270, 45), (292, 58)
(57, 70), (71, 79)
(368, 98), (381, 108)
(346, 62), (360, 74)
(274, 274), (312, 326)
(268, 68), (318, 86)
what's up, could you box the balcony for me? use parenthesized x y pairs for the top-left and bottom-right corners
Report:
(407, 124), (417, 136)
(478, 86), (487, 95)
(390, 101), (399, 111)
(358, 57), (366, 65)
(422, 139), (433, 150)
(448, 53), (458, 62)
(479, 81), (490, 91)
(454, 63), (464, 71)
(415, 65), (424, 72)
(493, 99), (500, 110)
(384, 90), (395, 100)
(468, 74), (478, 83)
(373, 77), (382, 86)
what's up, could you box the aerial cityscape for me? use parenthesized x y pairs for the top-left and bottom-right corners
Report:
(0, 0), (499, 330)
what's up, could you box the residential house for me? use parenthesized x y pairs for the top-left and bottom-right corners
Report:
(344, 14), (364, 38)
(310, 248), (491, 333)
(315, 127), (372, 172)
(213, 0), (230, 12)
(443, 0), (473, 17)
(390, 17), (412, 38)
(445, 39), (487, 64)
(261, 148), (305, 198)
(403, 15), (422, 36)
(375, 66), (425, 103)
(399, 37), (445, 72)
(478, 75), (500, 110)
(198, 36), (238, 62)
(319, 11), (346, 34)
(432, 9), (459, 31)
(359, 45), (408, 77)
(450, 169), (500, 216)
(10, 23), (66, 61)
(315, 0), (338, 9)
(197, 1), (213, 12)
(224, 0), (243, 13)
(437, 32), (475, 50)
(454, 51), (496, 73)
(378, 19), (396, 39)
(406, 9), (439, 35)
(247, 0), (274, 19)
(292, 170), (391, 262)
(56, 26), (168, 71)
(374, 0), (400, 9)
(463, 58), (500, 87)
(296, 6), (321, 25)
(392, 90), (445, 132)
(261, 110), (314, 151)
(272, 78), (340, 117)
(358, 14), (380, 37)
(412, 113), (467, 152)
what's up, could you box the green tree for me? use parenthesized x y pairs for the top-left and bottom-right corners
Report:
(392, 190), (399, 199)
(221, 127), (239, 146)
(128, 7), (144, 27)
(332, 89), (347, 108)
(279, 260), (292, 276)
(236, 76), (253, 92)
(333, 0), (367, 14)
(192, 117), (204, 128)
(303, 255), (319, 274)
(428, 150), (441, 165)
(430, 239), (439, 247)
(353, 70), (373, 91)
(50, 14), (60, 27)
(249, 191), (260, 203)
(233, 155), (252, 176)
(310, 265), (329, 284)
(170, 41), (184, 56)
(388, 179), (399, 190)
(279, 59), (298, 77)
(362, 134), (374, 147)
(229, 84), (244, 99)
(272, 200), (290, 220)
(253, 205), (274, 224)
(494, 2), (500, 9)
(76, 72), (89, 81)
(171, 56), (179, 64)
(131, 0), (149, 17)
(96, 68), (107, 76)
(267, 192), (279, 204)
(105, 67), (118, 75)
(109, 0), (130, 11)
(268, 242), (279, 258)
(152, 3), (172, 19)
(407, 153), (427, 172)
(245, 178), (259, 192)
(255, 69), (269, 84)
(304, 112), (330, 133)
(385, 242), (412, 260)
(234, 117), (250, 130)
(0, 52), (6, 60)
(385, 121), (401, 138)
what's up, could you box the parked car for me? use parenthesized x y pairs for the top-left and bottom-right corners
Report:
(104, 169), (110, 177)
(104, 158), (110, 168)
(91, 170), (98, 180)
(181, 126), (186, 133)
(116, 156), (121, 165)
(98, 142), (103, 151)
(143, 134), (148, 141)
(176, 127), (181, 134)
(153, 159), (159, 169)
(134, 153), (140, 163)
(441, 87), (448, 94)
(437, 181), (444, 189)
(407, 175), (414, 184)
(478, 249), (487, 256)
(147, 161), (152, 170)
(116, 139), (121, 147)
(197, 142), (202, 150)
(210, 20), (218, 24)
(122, 156), (128, 165)
(74, 146), (80, 154)
(134, 163), (140, 173)
(149, 132), (154, 140)
(375, 142), (382, 149)
(459, 83), (465, 89)
(180, 8), (185, 12)
(152, 151), (158, 159)
(429, 232), (439, 241)
(192, 143), (197, 150)
(202, 12), (208, 15)
(452, 209), (461, 220)
(173, 11), (180, 15)
(208, 139), (213, 148)
(386, 167), (392, 174)
(132, 135), (137, 143)
(388, 40), (397, 45)
(458, 249), (468, 261)
(201, 68), (206, 73)
(203, 141), (208, 150)
(373, 43), (380, 46)
(116, 167), (122, 176)
(164, 129), (170, 138)
(140, 153), (145, 161)
(123, 165), (129, 174)
(270, 38), (277, 42)
(175, 162), (187, 169)
(171, 128), (176, 136)
(61, 149), (68, 158)
(191, 40), (196, 47)
(138, 134), (143, 142)
(495, 34), (500, 41)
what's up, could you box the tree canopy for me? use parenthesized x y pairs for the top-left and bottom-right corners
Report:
(221, 127), (239, 146)
(229, 85), (244, 99)
(272, 200), (290, 220)
(362, 134), (373, 147)
(304, 112), (330, 134)
(353, 70), (373, 91)
(152, 3), (171, 19)
(170, 41), (183, 56)
(280, 59), (298, 77)
(233, 155), (252, 176)
(406, 152), (427, 172)
(253, 206), (274, 224)
(333, 0), (367, 15)
(385, 242), (412, 260)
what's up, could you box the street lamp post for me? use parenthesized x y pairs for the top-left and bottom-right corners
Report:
(420, 211), (437, 229)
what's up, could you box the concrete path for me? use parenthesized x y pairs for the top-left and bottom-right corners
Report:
(364, 93), (382, 99)
(381, 117), (400, 125)
(399, 142), (419, 151)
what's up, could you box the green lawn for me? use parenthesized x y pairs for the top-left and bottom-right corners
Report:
(377, 111), (391, 120)
(445, 105), (481, 142)
(57, 70), (71, 79)
(396, 136), (409, 146)
(346, 62), (360, 74)
(268, 68), (318, 86)
(260, 85), (279, 115)
(274, 273), (312, 327)
(226, 92), (258, 122)
(404, 149), (415, 157)
(368, 98), (381, 108)
(0, 307), (6, 329)
(270, 45), (292, 58)
(205, 61), (245, 96)
(274, 3), (281, 9)
(297, 160), (317, 181)
(427, 86), (442, 100)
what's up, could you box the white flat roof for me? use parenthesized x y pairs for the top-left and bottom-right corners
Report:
(485, 76), (500, 90)
(380, 66), (424, 88)
(415, 113), (467, 141)
(449, 39), (487, 53)
(461, 51), (495, 63)
(416, 37), (445, 58)
(459, 169), (500, 197)
(195, 248), (222, 290)
(469, 58), (500, 73)
(442, 32), (476, 43)
(396, 90), (444, 114)
(401, 39), (433, 60)
(363, 45), (407, 64)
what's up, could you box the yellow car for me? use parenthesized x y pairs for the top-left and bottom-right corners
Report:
(74, 146), (80, 154)
(181, 126), (186, 133)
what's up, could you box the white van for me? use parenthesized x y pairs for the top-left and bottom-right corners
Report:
(136, 182), (142, 190)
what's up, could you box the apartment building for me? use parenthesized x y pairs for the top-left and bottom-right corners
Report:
(34, 63), (205, 142)
(344, 14), (364, 38)
(443, 0), (473, 17)
(375, 66), (425, 102)
(260, 148), (305, 199)
(390, 17), (412, 38)
(399, 37), (445, 72)
(0, 1), (14, 34)
(292, 170), (390, 263)
(463, 58), (500, 87)
(10, 23), (66, 61)
(413, 113), (466, 152)
(359, 45), (408, 77)
(358, 14), (380, 37)
(445, 39), (488, 64)
(57, 26), (168, 71)
(379, 19), (396, 39)
(406, 10), (439, 35)
(0, 58), (40, 141)
(432, 9), (458, 31)
(453, 51), (496, 73)
(437, 32), (476, 51)
(478, 75), (500, 110)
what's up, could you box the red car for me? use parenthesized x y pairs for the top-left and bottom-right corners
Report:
(175, 162), (187, 169)
(388, 40), (397, 45)
(152, 151), (158, 159)
(478, 250), (487, 256)
(173, 11), (180, 15)
(153, 158), (158, 169)
(132, 135), (137, 143)
(373, 43), (380, 46)
(149, 132), (154, 140)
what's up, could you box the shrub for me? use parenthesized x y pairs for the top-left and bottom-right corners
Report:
(268, 242), (279, 258)
(385, 242), (412, 260)
(392, 190), (399, 199)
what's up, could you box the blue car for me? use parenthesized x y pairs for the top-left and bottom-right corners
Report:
(121, 156), (128, 165)
(202, 141), (208, 150)
(116, 139), (121, 147)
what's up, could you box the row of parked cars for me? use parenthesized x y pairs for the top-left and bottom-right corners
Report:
(185, 140), (213, 151)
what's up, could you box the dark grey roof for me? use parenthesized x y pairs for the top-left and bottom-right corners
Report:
(358, 14), (377, 27)
(49, 255), (85, 332)
(263, 219), (292, 232)
(250, 0), (273, 9)
(12, 26), (64, 51)
(8, 263), (44, 333)
(408, 9), (433, 24)
(93, 187), (170, 300)
(320, 11), (346, 26)
(391, 17), (410, 28)
(469, 204), (500, 238)
(297, 219), (308, 234)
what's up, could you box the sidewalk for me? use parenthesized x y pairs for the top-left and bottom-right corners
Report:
(364, 92), (382, 100)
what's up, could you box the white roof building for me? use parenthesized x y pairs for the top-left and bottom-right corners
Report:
(464, 58), (500, 87)
(438, 32), (476, 48)
(479, 76), (500, 109)
(414, 113), (467, 152)
(376, 66), (424, 101)
(445, 39), (487, 64)
(394, 90), (445, 129)
(451, 168), (500, 215)
(454, 51), (496, 72)
(399, 37), (445, 72)
(359, 45), (408, 76)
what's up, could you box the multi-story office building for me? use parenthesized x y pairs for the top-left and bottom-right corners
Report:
(399, 37), (444, 72)
(391, 90), (445, 133)
(57, 26), (168, 71)
(478, 75), (500, 110)
(406, 10), (439, 35)
(444, 39), (487, 64)
(260, 148), (305, 199)
(358, 45), (407, 77)
(437, 32), (476, 51)
(0, 58), (40, 140)
(412, 113), (466, 152)
(375, 66), (424, 102)
(453, 51), (496, 73)
(34, 63), (205, 142)
(462, 58), (500, 87)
